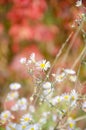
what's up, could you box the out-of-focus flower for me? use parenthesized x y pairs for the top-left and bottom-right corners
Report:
(20, 57), (26, 64)
(36, 60), (50, 71)
(20, 113), (32, 125)
(82, 101), (86, 112)
(67, 117), (75, 129)
(70, 89), (78, 101)
(52, 72), (66, 83)
(6, 91), (19, 100)
(16, 124), (29, 130)
(11, 103), (19, 111)
(17, 98), (28, 110)
(6, 122), (17, 130)
(27, 53), (36, 64)
(76, 0), (82, 7)
(0, 110), (12, 124)
(9, 83), (21, 90)
(28, 124), (39, 130)
(29, 105), (35, 113)
(42, 82), (51, 89)
(64, 69), (76, 75)
(62, 93), (70, 102)
(69, 75), (77, 82)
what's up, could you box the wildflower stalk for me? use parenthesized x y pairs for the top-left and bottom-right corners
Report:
(62, 19), (84, 64)
(56, 115), (86, 130)
(45, 31), (73, 80)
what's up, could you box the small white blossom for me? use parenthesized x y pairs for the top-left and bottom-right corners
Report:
(29, 105), (35, 113)
(42, 82), (51, 89)
(62, 93), (70, 102)
(16, 124), (29, 130)
(64, 69), (76, 75)
(20, 57), (26, 64)
(36, 60), (50, 71)
(20, 113), (32, 125)
(9, 83), (21, 90)
(11, 103), (19, 111)
(69, 75), (77, 82)
(68, 117), (75, 129)
(28, 124), (39, 130)
(53, 72), (66, 83)
(70, 89), (78, 101)
(0, 110), (12, 124)
(6, 122), (17, 130)
(76, 0), (82, 7)
(17, 98), (28, 110)
(6, 91), (19, 100)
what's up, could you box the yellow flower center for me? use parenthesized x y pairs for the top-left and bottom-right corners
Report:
(64, 95), (69, 100)
(71, 96), (75, 100)
(40, 63), (45, 69)
(69, 123), (74, 128)
(24, 117), (30, 121)
(22, 125), (26, 129)
(31, 128), (34, 130)
(3, 114), (8, 118)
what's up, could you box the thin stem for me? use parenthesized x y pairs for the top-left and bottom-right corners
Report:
(71, 45), (86, 69)
(46, 31), (73, 80)
(62, 20), (84, 64)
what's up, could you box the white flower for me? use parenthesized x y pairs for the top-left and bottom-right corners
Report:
(69, 75), (77, 82)
(6, 91), (19, 100)
(64, 69), (76, 75)
(20, 57), (26, 64)
(11, 103), (19, 111)
(42, 82), (51, 89)
(29, 105), (35, 113)
(68, 117), (75, 129)
(51, 96), (62, 105)
(9, 83), (21, 90)
(0, 110), (12, 124)
(70, 89), (78, 101)
(36, 60), (50, 71)
(82, 101), (86, 112)
(76, 0), (82, 7)
(29, 124), (39, 130)
(6, 122), (17, 130)
(16, 124), (29, 130)
(53, 72), (66, 83)
(17, 98), (28, 110)
(62, 93), (70, 102)
(20, 113), (32, 125)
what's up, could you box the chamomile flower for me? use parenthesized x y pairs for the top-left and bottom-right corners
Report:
(6, 122), (17, 130)
(42, 82), (52, 89)
(29, 124), (39, 130)
(0, 110), (12, 124)
(20, 113), (32, 125)
(17, 98), (28, 110)
(62, 93), (70, 102)
(82, 101), (86, 112)
(70, 89), (78, 101)
(20, 57), (26, 64)
(51, 96), (62, 105)
(69, 75), (77, 82)
(11, 103), (19, 111)
(36, 60), (50, 71)
(53, 72), (66, 83)
(16, 124), (29, 130)
(64, 69), (76, 75)
(68, 117), (75, 129)
(9, 83), (21, 90)
(6, 91), (19, 101)
(76, 0), (82, 7)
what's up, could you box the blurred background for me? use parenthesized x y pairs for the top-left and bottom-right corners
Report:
(0, 0), (86, 128)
